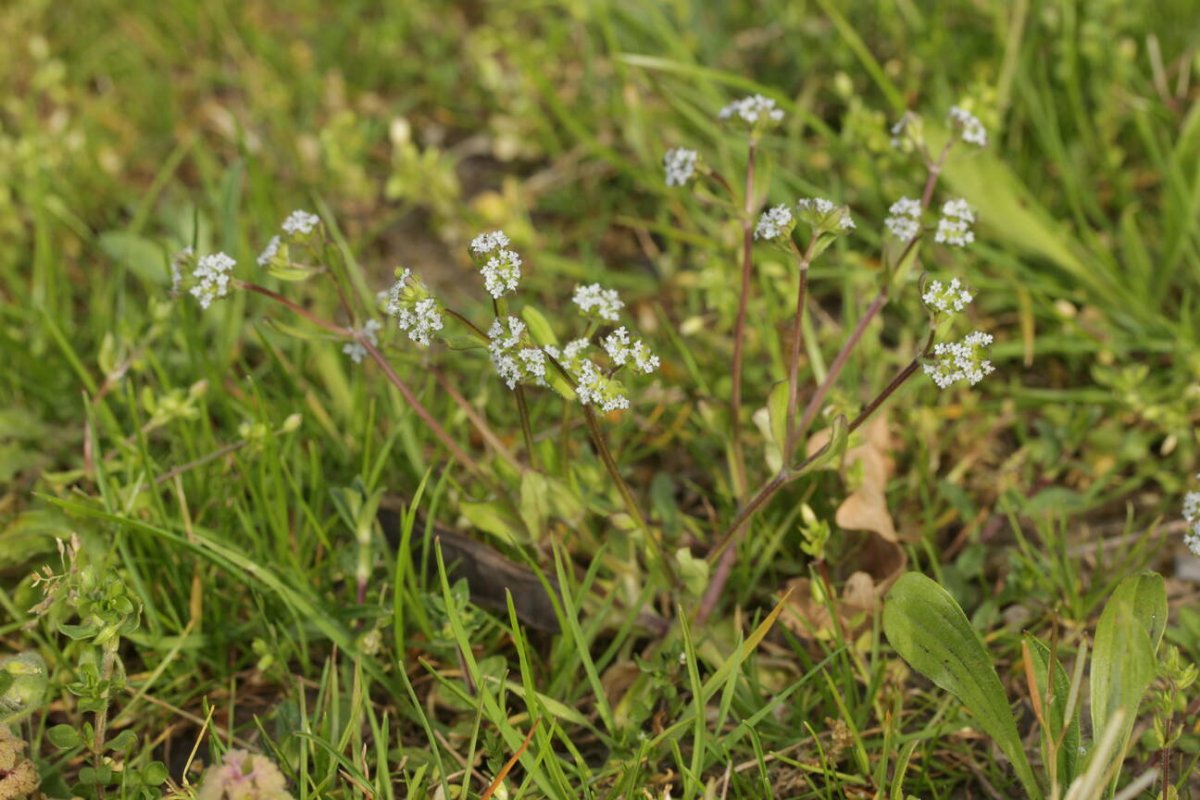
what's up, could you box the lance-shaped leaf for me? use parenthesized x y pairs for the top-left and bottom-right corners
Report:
(883, 572), (1040, 799)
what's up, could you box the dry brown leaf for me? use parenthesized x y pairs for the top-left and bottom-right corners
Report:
(806, 415), (898, 542)
(778, 532), (906, 641)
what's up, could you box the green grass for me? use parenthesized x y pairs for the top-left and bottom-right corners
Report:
(2, 1), (1199, 798)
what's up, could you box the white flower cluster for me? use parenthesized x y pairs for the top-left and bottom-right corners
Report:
(922, 277), (974, 315)
(343, 319), (382, 364)
(572, 283), (624, 322)
(664, 148), (698, 187)
(602, 327), (660, 374)
(755, 204), (793, 241)
(1183, 486), (1200, 556)
(885, 197), (922, 240)
(935, 198), (976, 247)
(282, 210), (321, 236)
(470, 230), (522, 298)
(385, 269), (444, 347)
(488, 316), (547, 389)
(718, 94), (785, 126)
(923, 331), (995, 389)
(257, 235), (282, 267)
(948, 106), (988, 147)
(797, 197), (855, 232)
(190, 252), (236, 310)
(575, 358), (629, 412)
(469, 230), (510, 256)
(543, 338), (590, 373)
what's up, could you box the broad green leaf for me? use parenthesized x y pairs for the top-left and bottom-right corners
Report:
(1089, 571), (1164, 793)
(1024, 634), (1081, 789)
(883, 573), (1040, 799)
(99, 231), (165, 284)
(521, 305), (559, 347)
(519, 470), (551, 538)
(47, 723), (82, 750)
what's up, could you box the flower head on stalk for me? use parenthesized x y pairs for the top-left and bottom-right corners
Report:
(282, 210), (321, 237)
(663, 148), (698, 187)
(755, 204), (794, 241)
(488, 316), (547, 389)
(575, 359), (629, 412)
(935, 199), (976, 247)
(469, 229), (522, 298)
(718, 94), (785, 127)
(921, 277), (974, 317)
(948, 106), (988, 147)
(343, 320), (382, 364)
(384, 269), (444, 347)
(885, 197), (922, 241)
(923, 331), (995, 389)
(572, 283), (624, 322)
(1183, 486), (1200, 556)
(176, 251), (236, 310)
(796, 197), (855, 236)
(602, 327), (660, 374)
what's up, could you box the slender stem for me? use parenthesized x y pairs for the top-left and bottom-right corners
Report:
(237, 280), (350, 336)
(361, 339), (481, 476)
(783, 238), (818, 455)
(728, 140), (758, 500)
(445, 307), (489, 342)
(514, 386), (538, 470)
(582, 406), (677, 586)
(791, 288), (888, 448)
(239, 279), (480, 476)
(432, 369), (520, 470)
(696, 340), (931, 623)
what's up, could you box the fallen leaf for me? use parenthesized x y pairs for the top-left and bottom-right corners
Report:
(807, 415), (897, 541)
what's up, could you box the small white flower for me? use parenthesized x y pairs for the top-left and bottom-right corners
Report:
(718, 94), (785, 126)
(755, 204), (793, 241)
(1184, 491), (1200, 522)
(488, 316), (546, 389)
(797, 197), (855, 233)
(602, 327), (660, 374)
(948, 106), (988, 147)
(544, 338), (591, 374)
(481, 249), (522, 298)
(257, 235), (282, 267)
(573, 283), (624, 322)
(922, 277), (974, 315)
(282, 210), (321, 236)
(469, 230), (510, 257)
(385, 269), (444, 347)
(885, 196), (922, 241)
(343, 319), (382, 364)
(1186, 520), (1200, 557)
(189, 252), (236, 310)
(664, 148), (698, 187)
(576, 359), (629, 412)
(923, 331), (995, 389)
(935, 198), (976, 247)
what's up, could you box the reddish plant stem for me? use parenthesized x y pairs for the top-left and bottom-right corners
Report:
(238, 281), (350, 336)
(783, 240), (816, 447)
(695, 343), (931, 624)
(728, 139), (758, 500)
(790, 288), (888, 449)
(432, 369), (520, 470)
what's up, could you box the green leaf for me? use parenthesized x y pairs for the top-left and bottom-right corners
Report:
(519, 470), (550, 538)
(883, 573), (1040, 799)
(99, 231), (166, 284)
(1089, 571), (1164, 792)
(47, 723), (82, 750)
(1024, 634), (1081, 788)
(107, 728), (138, 753)
(142, 761), (169, 786)
(521, 305), (559, 347)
